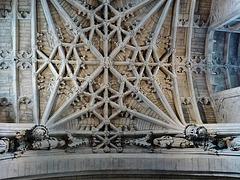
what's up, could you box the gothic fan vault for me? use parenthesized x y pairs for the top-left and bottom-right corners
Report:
(37, 0), (186, 134)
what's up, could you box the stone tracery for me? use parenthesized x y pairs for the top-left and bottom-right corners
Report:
(35, 0), (185, 136)
(0, 0), (239, 151)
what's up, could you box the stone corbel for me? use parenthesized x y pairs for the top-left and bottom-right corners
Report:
(193, 15), (209, 28)
(19, 96), (32, 105)
(0, 97), (12, 106)
(177, 14), (189, 27)
(18, 61), (32, 70)
(0, 7), (12, 19)
(17, 11), (31, 19)
(180, 97), (192, 105)
(198, 97), (211, 106)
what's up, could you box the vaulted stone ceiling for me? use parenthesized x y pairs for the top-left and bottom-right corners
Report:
(1, 0), (240, 179)
(39, 0), (183, 131)
(0, 0), (216, 129)
(0, 0), (240, 139)
(1, 0), (240, 147)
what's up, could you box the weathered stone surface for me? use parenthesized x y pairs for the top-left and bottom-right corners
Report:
(0, 152), (240, 179)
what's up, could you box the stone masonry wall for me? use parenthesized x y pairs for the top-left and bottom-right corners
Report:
(0, 153), (240, 179)
(0, 0), (33, 123)
(175, 0), (216, 123)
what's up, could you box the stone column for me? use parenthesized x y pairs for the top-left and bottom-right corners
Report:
(186, 0), (202, 124)
(31, 0), (39, 124)
(12, 0), (19, 123)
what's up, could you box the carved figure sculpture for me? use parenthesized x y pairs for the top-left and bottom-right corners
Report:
(171, 138), (194, 148)
(153, 136), (173, 148)
(183, 125), (227, 151)
(10, 125), (65, 152)
(32, 137), (65, 150)
(230, 137), (240, 151)
(31, 125), (49, 141)
(15, 130), (30, 151)
(30, 126), (65, 150)
(153, 136), (193, 148)
(0, 138), (9, 153)
(194, 135), (226, 151)
(184, 124), (207, 140)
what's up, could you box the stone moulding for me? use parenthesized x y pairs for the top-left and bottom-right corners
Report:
(1, 153), (240, 179)
(1, 124), (240, 155)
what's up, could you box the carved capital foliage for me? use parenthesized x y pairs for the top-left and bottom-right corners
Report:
(124, 133), (152, 149)
(67, 133), (89, 148)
